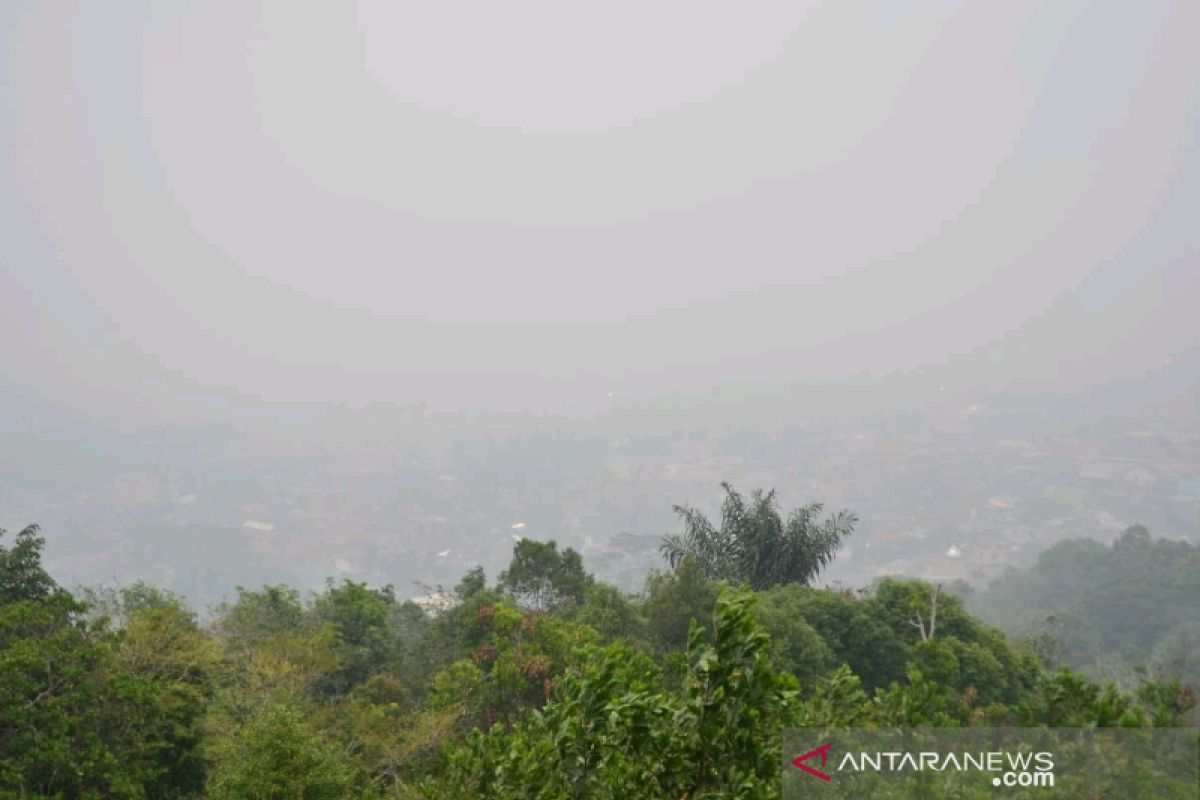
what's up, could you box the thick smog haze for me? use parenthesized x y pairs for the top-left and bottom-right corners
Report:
(4, 6), (1200, 795)
(5, 1), (1198, 417)
(2, 1), (1198, 607)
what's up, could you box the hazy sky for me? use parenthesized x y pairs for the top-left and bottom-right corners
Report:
(3, 1), (1197, 423)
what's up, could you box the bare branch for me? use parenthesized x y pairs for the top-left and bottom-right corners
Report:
(928, 584), (941, 641)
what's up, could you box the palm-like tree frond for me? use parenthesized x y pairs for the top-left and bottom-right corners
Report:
(660, 485), (856, 590)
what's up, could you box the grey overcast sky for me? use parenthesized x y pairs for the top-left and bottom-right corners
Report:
(2, 1), (1198, 423)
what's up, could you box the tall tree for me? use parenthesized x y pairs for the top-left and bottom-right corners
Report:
(0, 524), (57, 605)
(499, 539), (591, 611)
(660, 483), (856, 590)
(643, 556), (719, 653)
(0, 544), (212, 798)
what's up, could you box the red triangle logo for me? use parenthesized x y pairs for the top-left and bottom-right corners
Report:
(791, 742), (832, 782)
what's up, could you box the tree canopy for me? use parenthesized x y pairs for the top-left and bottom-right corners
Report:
(659, 483), (856, 590)
(0, 524), (57, 605)
(498, 539), (591, 611)
(966, 525), (1200, 690)
(0, 516), (1192, 798)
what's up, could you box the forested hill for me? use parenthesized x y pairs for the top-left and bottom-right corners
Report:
(963, 525), (1200, 690)
(1, 510), (1194, 799)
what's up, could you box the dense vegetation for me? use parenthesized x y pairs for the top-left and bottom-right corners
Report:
(1, 493), (1195, 799)
(965, 525), (1200, 691)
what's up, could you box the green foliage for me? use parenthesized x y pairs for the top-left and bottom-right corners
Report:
(758, 583), (908, 691)
(677, 589), (800, 797)
(1015, 667), (1197, 728)
(564, 582), (648, 645)
(0, 524), (57, 605)
(870, 664), (962, 727)
(968, 526), (1200, 689)
(98, 581), (191, 621)
(643, 556), (720, 654)
(499, 539), (592, 611)
(869, 578), (1039, 704)
(453, 567), (487, 601)
(3, 520), (1193, 799)
(792, 665), (870, 727)
(0, 592), (121, 798)
(751, 588), (836, 686)
(0, 533), (213, 799)
(1151, 620), (1200, 696)
(429, 588), (800, 800)
(214, 585), (308, 653)
(311, 580), (404, 698)
(333, 688), (458, 798)
(660, 483), (856, 590)
(111, 597), (219, 797)
(428, 597), (597, 730)
(412, 588), (501, 695)
(207, 702), (360, 800)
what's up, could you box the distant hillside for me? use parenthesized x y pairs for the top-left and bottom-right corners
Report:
(964, 526), (1200, 689)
